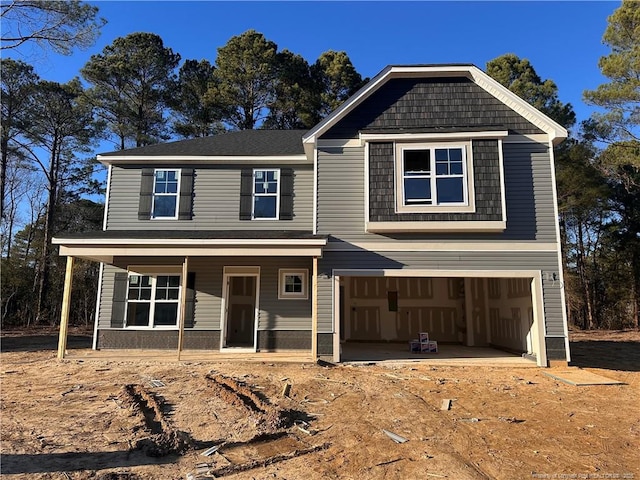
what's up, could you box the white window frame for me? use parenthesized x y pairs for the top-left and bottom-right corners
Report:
(278, 268), (308, 300)
(395, 142), (475, 214)
(151, 168), (180, 219)
(252, 168), (280, 220)
(124, 272), (182, 329)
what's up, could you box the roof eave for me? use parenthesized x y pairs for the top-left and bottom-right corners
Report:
(97, 154), (310, 166)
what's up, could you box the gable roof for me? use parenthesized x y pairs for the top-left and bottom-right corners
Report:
(302, 64), (568, 151)
(98, 129), (307, 164)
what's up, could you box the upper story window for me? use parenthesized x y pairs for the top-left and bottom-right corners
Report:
(126, 274), (181, 328)
(138, 168), (193, 221)
(152, 169), (180, 219)
(253, 169), (280, 220)
(396, 143), (474, 213)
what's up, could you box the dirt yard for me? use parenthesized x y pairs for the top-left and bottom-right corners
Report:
(1, 329), (639, 480)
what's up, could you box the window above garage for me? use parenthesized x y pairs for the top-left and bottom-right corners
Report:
(363, 131), (509, 233)
(396, 142), (475, 214)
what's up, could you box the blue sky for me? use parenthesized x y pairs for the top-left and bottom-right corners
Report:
(8, 1), (617, 129)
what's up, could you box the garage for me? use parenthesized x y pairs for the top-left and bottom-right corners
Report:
(333, 271), (546, 366)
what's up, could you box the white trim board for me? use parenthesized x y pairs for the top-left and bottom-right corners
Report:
(322, 241), (559, 252)
(58, 245), (324, 260)
(53, 237), (327, 247)
(102, 164), (112, 231)
(332, 268), (542, 278)
(360, 130), (508, 143)
(366, 220), (506, 233)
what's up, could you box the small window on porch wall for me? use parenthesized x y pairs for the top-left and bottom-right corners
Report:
(125, 274), (181, 327)
(278, 269), (308, 299)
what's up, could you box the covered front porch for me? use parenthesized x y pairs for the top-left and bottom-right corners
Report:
(52, 230), (327, 360)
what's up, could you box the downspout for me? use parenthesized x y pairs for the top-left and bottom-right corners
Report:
(312, 256), (318, 358)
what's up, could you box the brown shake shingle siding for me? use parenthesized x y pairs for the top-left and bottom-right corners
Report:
(322, 77), (544, 139)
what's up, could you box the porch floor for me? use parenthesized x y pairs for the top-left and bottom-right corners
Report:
(64, 349), (314, 363)
(341, 342), (538, 366)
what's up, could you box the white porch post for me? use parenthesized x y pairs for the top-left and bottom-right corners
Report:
(177, 256), (189, 360)
(57, 256), (74, 360)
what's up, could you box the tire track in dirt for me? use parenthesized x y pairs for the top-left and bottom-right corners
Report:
(205, 372), (304, 431)
(119, 384), (194, 456)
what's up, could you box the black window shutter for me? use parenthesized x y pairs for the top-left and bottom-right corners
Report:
(280, 168), (293, 220)
(138, 169), (154, 220)
(184, 272), (196, 328)
(111, 272), (128, 328)
(239, 169), (253, 220)
(178, 168), (194, 220)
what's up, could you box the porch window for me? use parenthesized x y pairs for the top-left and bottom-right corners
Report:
(396, 143), (473, 213)
(278, 269), (308, 299)
(152, 169), (180, 219)
(253, 169), (280, 219)
(126, 274), (181, 327)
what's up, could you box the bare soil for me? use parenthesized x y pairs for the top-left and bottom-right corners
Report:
(1, 328), (639, 480)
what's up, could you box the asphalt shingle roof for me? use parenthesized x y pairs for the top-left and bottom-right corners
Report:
(99, 130), (307, 157)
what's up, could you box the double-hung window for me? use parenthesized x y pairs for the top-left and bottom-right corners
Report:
(396, 143), (472, 213)
(152, 169), (180, 219)
(126, 274), (181, 328)
(253, 169), (280, 219)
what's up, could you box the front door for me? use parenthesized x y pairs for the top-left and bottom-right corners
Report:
(223, 275), (257, 349)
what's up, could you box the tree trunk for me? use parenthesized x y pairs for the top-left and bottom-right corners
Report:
(632, 253), (640, 330)
(35, 140), (59, 325)
(0, 100), (12, 223)
(1, 133), (8, 224)
(577, 222), (595, 329)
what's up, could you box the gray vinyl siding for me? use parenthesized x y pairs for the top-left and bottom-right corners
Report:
(106, 164), (313, 230)
(317, 250), (565, 337)
(317, 275), (334, 334)
(317, 146), (366, 238)
(98, 264), (122, 327)
(97, 257), (312, 332)
(187, 256), (312, 331)
(316, 142), (558, 243)
(323, 77), (544, 139)
(503, 143), (557, 242)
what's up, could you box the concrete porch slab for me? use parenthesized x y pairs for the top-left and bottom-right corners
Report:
(543, 369), (626, 386)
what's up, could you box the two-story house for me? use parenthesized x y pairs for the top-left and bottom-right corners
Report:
(53, 64), (570, 367)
